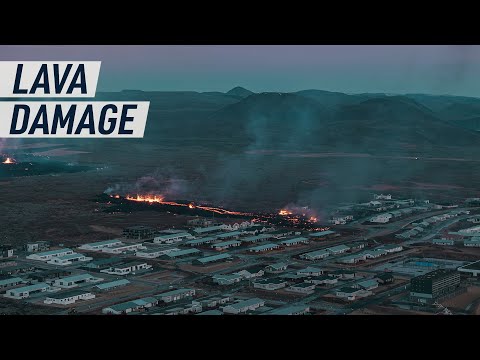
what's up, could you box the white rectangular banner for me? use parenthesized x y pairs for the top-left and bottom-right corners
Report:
(0, 61), (101, 97)
(0, 101), (150, 138)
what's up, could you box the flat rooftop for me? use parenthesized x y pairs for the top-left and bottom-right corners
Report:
(460, 260), (480, 271)
(413, 269), (457, 281)
(46, 289), (92, 299)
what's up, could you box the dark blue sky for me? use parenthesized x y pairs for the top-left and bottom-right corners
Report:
(1, 45), (480, 96)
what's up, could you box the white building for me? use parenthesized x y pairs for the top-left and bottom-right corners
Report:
(0, 277), (23, 289)
(326, 245), (350, 255)
(136, 247), (179, 259)
(153, 232), (194, 244)
(103, 297), (159, 315)
(5, 282), (52, 299)
(280, 237), (309, 247)
(222, 298), (265, 314)
(212, 273), (243, 285)
(52, 273), (103, 288)
(286, 283), (316, 295)
(26, 248), (75, 262)
(464, 238), (480, 247)
(234, 267), (265, 279)
(299, 249), (329, 261)
(265, 263), (289, 273)
(374, 194), (392, 200)
(44, 290), (95, 305)
(370, 213), (392, 223)
(253, 278), (287, 291)
(297, 267), (323, 277)
(101, 262), (152, 276)
(25, 241), (49, 253)
(215, 231), (245, 241)
(248, 243), (280, 253)
(156, 288), (196, 303)
(335, 286), (372, 301)
(94, 279), (130, 291)
(304, 275), (338, 285)
(211, 240), (242, 251)
(266, 304), (310, 315)
(354, 279), (379, 291)
(338, 253), (366, 264)
(185, 237), (219, 247)
(193, 225), (227, 235)
(47, 253), (93, 266)
(78, 239), (123, 251)
(432, 239), (454, 246)
(376, 244), (403, 253)
(102, 243), (146, 254)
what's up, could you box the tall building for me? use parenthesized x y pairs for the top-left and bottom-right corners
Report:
(410, 269), (460, 304)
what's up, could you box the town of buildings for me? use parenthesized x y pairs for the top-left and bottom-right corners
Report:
(2, 194), (480, 315)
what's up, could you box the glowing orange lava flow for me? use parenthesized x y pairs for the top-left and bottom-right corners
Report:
(126, 194), (164, 203)
(117, 194), (249, 216)
(2, 157), (15, 164)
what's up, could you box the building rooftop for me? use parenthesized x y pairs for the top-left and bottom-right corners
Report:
(185, 237), (218, 245)
(266, 304), (309, 315)
(216, 231), (244, 239)
(254, 278), (286, 285)
(195, 253), (233, 264)
(84, 257), (122, 267)
(114, 261), (149, 268)
(298, 267), (322, 274)
(194, 226), (225, 234)
(226, 298), (264, 310)
(164, 248), (201, 258)
(213, 273), (242, 281)
(107, 297), (157, 312)
(242, 234), (271, 242)
(412, 269), (457, 281)
(266, 262), (288, 270)
(32, 248), (73, 257)
(46, 289), (92, 299)
(0, 277), (22, 286)
(155, 232), (191, 240)
(327, 244), (351, 252)
(290, 282), (315, 288)
(309, 230), (336, 237)
(280, 237), (308, 245)
(459, 260), (480, 271)
(197, 309), (223, 315)
(8, 282), (49, 293)
(80, 239), (122, 247)
(55, 253), (86, 261)
(375, 273), (394, 281)
(211, 240), (242, 248)
(248, 243), (279, 252)
(302, 249), (329, 257)
(56, 273), (95, 283)
(95, 279), (130, 290)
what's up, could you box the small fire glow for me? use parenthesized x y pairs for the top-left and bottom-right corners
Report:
(188, 204), (195, 209)
(279, 209), (292, 216)
(2, 157), (15, 164)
